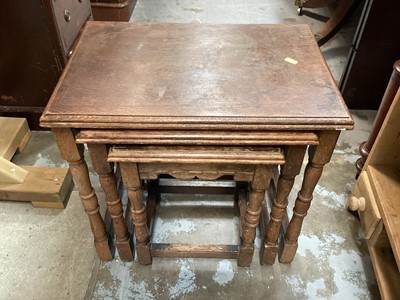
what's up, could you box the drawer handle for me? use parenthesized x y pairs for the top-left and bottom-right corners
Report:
(348, 196), (366, 212)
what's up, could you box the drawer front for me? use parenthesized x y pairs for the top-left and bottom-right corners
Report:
(351, 170), (381, 239)
(51, 0), (91, 57)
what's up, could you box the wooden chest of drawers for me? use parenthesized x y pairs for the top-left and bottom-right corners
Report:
(0, 0), (91, 129)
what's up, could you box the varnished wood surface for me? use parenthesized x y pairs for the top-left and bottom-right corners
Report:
(151, 243), (239, 259)
(52, 128), (114, 260)
(88, 144), (134, 261)
(76, 130), (319, 145)
(108, 145), (285, 165)
(280, 130), (340, 263)
(137, 163), (258, 181)
(41, 22), (353, 130)
(119, 162), (152, 264)
(238, 165), (271, 266)
(261, 145), (307, 265)
(39, 21), (353, 265)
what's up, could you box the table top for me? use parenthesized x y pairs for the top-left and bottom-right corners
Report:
(40, 21), (353, 130)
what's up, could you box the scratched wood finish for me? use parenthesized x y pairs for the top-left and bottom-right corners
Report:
(52, 128), (113, 260)
(40, 22), (353, 130)
(40, 22), (354, 264)
(76, 130), (319, 146)
(87, 144), (134, 261)
(280, 131), (340, 263)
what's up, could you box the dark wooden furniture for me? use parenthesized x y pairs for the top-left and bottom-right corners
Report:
(296, 0), (362, 47)
(40, 22), (353, 265)
(0, 0), (91, 129)
(295, 0), (336, 15)
(348, 87), (400, 299)
(339, 0), (400, 109)
(91, 0), (137, 21)
(314, 0), (361, 47)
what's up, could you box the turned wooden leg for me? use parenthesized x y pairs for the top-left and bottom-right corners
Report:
(238, 165), (271, 267)
(119, 162), (152, 265)
(314, 0), (360, 46)
(260, 146), (307, 265)
(52, 128), (113, 260)
(295, 0), (335, 15)
(87, 144), (134, 261)
(280, 131), (340, 263)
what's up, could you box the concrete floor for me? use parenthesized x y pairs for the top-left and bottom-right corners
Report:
(0, 0), (381, 299)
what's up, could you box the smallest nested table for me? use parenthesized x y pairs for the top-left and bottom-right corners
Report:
(108, 145), (285, 266)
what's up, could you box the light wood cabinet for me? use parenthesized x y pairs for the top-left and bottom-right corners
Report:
(349, 88), (400, 299)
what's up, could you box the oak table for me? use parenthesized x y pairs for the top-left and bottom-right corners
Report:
(40, 21), (353, 265)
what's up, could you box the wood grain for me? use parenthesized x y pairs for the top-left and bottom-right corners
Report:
(260, 145), (307, 265)
(88, 144), (134, 261)
(119, 162), (152, 265)
(0, 166), (73, 205)
(0, 117), (31, 160)
(39, 21), (353, 265)
(108, 145), (285, 165)
(76, 130), (319, 146)
(0, 157), (28, 183)
(151, 243), (239, 259)
(367, 222), (400, 300)
(238, 165), (271, 267)
(280, 130), (340, 263)
(52, 128), (113, 260)
(40, 22), (353, 130)
(367, 166), (400, 268)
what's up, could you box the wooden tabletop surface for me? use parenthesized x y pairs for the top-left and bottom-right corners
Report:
(41, 21), (353, 130)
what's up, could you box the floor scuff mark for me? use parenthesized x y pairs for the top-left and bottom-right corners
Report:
(315, 184), (348, 210)
(152, 217), (196, 243)
(169, 259), (197, 299)
(212, 259), (235, 286)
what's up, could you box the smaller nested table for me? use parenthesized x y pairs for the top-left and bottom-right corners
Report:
(40, 21), (353, 265)
(108, 145), (285, 266)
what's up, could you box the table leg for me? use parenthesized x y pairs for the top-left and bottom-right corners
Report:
(120, 162), (152, 265)
(238, 165), (271, 267)
(260, 146), (307, 265)
(52, 128), (113, 260)
(314, 0), (360, 46)
(88, 144), (134, 261)
(279, 130), (340, 263)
